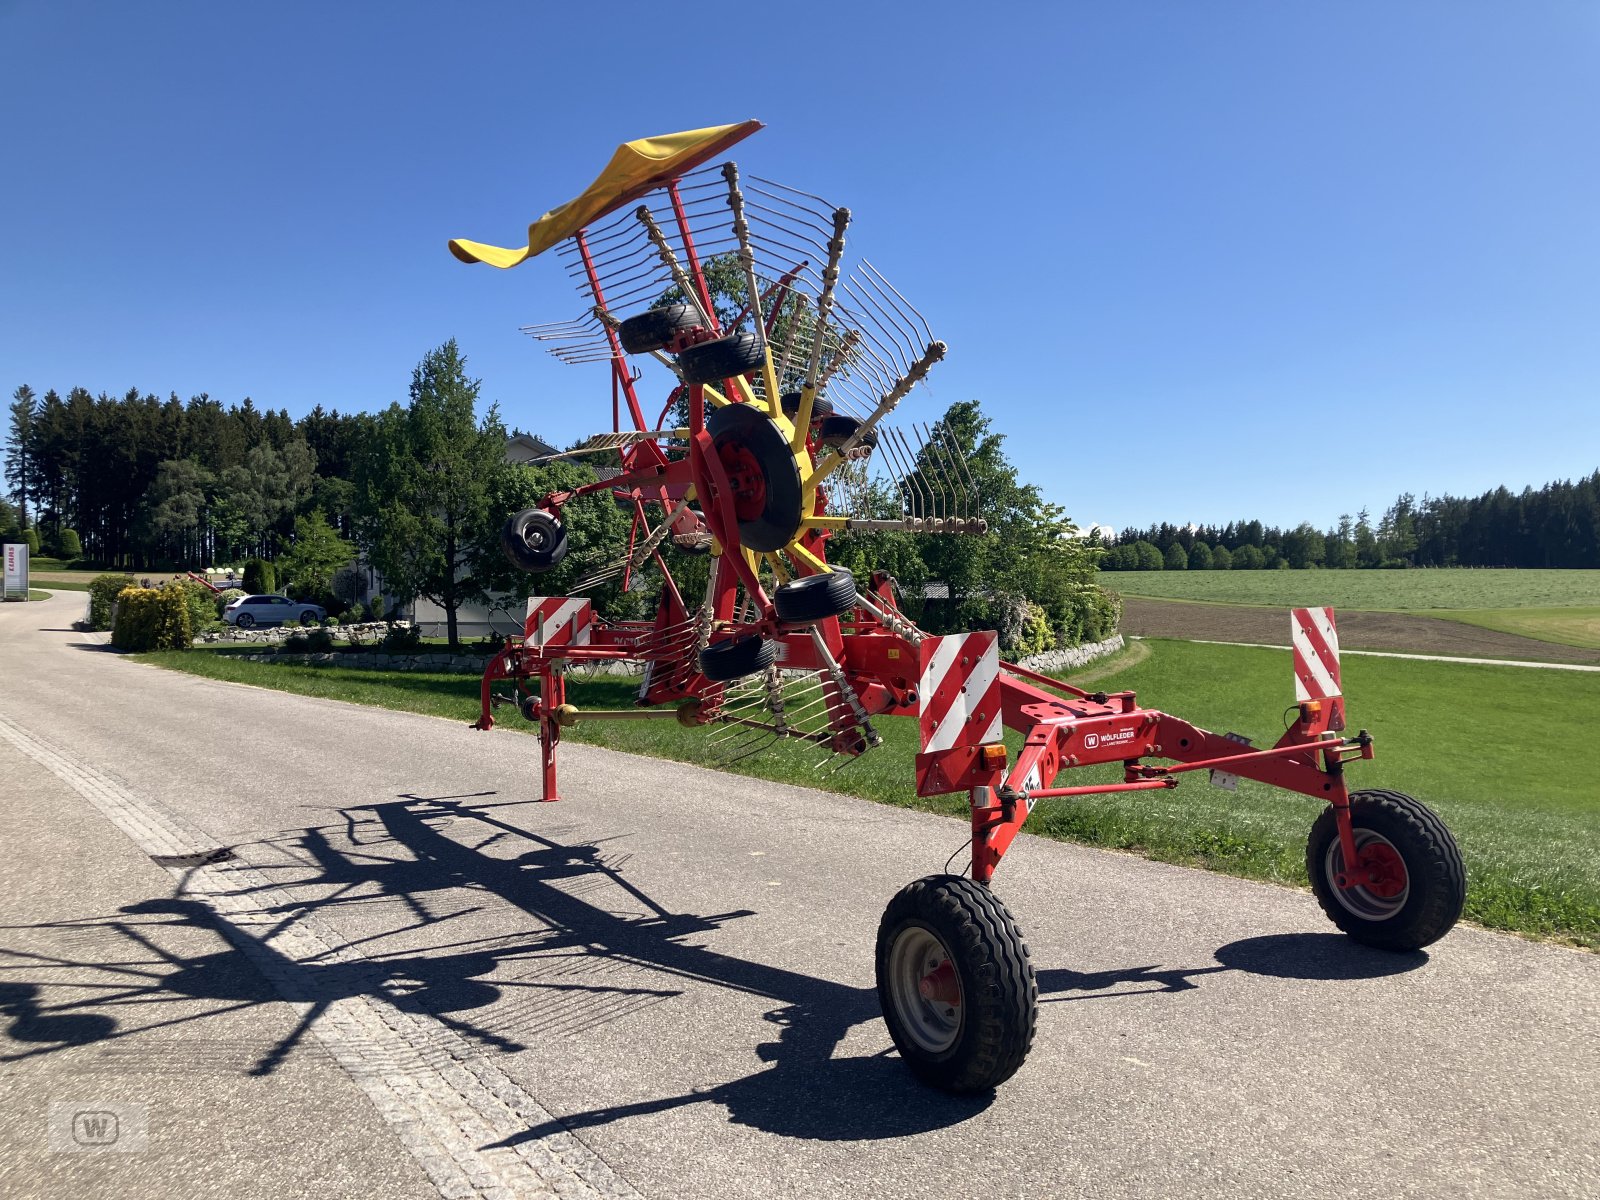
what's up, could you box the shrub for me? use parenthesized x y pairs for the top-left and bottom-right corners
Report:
(281, 618), (300, 630)
(177, 579), (218, 633)
(87, 573), (138, 631)
(322, 616), (337, 628)
(23, 528), (40, 554)
(306, 628), (335, 652)
(283, 631), (311, 653)
(380, 623), (423, 654)
(112, 583), (192, 651)
(243, 557), (275, 595)
(59, 528), (82, 559)
(216, 587), (245, 617)
(370, 594), (387, 622)
(340, 602), (366, 625)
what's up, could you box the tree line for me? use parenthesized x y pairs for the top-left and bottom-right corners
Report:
(1104, 474), (1600, 571)
(4, 344), (1117, 654)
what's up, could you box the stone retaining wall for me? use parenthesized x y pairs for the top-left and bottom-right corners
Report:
(195, 621), (402, 646)
(1013, 633), (1125, 674)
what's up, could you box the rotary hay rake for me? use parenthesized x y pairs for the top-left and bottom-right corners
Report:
(451, 121), (1466, 1092)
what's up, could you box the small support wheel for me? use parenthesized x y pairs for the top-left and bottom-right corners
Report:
(678, 331), (765, 386)
(618, 304), (700, 355)
(500, 509), (569, 574)
(875, 875), (1037, 1093)
(1307, 789), (1466, 951)
(779, 390), (833, 420)
(773, 571), (857, 622)
(697, 633), (778, 682)
(818, 414), (879, 451)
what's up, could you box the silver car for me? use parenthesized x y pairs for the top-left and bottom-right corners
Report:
(223, 594), (326, 628)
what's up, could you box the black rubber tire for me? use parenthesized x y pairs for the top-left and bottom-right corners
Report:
(705, 403), (803, 553)
(500, 509), (569, 574)
(697, 633), (778, 682)
(235, 612), (255, 629)
(300, 609), (320, 625)
(678, 331), (766, 386)
(875, 875), (1036, 1093)
(773, 571), (857, 623)
(818, 414), (879, 450)
(518, 694), (538, 723)
(1306, 789), (1465, 951)
(619, 304), (699, 355)
(779, 390), (833, 420)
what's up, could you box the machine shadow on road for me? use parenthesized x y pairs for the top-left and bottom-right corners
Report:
(0, 791), (1428, 1143)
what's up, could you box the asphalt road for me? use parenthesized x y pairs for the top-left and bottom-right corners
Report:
(2, 590), (1596, 1199)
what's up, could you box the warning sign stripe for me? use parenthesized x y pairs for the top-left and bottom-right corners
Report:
(1291, 606), (1341, 701)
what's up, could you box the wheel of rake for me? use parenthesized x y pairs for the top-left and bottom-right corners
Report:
(705, 403), (803, 552)
(678, 330), (765, 386)
(773, 571), (857, 623)
(500, 509), (569, 574)
(619, 303), (700, 355)
(697, 633), (778, 682)
(779, 389), (834, 421)
(875, 875), (1037, 1093)
(818, 413), (879, 451)
(1306, 789), (1465, 951)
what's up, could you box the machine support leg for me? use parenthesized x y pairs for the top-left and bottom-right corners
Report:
(539, 665), (565, 802)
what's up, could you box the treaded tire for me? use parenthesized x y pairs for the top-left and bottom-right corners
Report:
(875, 875), (1037, 1093)
(500, 509), (569, 574)
(235, 612), (255, 628)
(773, 571), (857, 623)
(1307, 789), (1465, 951)
(619, 304), (699, 355)
(818, 414), (879, 450)
(299, 609), (320, 625)
(705, 403), (803, 553)
(678, 331), (765, 386)
(779, 390), (833, 420)
(697, 633), (778, 682)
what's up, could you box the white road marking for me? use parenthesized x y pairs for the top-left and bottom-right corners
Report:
(0, 712), (641, 1200)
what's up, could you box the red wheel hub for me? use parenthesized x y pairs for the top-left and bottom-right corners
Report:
(1356, 841), (1407, 898)
(918, 959), (961, 1007)
(717, 441), (768, 521)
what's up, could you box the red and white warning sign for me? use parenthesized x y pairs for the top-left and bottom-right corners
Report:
(919, 631), (1001, 752)
(1291, 606), (1341, 701)
(524, 597), (594, 649)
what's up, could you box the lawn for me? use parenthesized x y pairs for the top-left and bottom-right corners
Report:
(136, 638), (1600, 948)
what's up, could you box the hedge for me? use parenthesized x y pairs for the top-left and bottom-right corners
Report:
(111, 583), (192, 651)
(87, 573), (138, 631)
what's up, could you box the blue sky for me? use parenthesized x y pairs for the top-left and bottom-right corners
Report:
(3, 2), (1596, 534)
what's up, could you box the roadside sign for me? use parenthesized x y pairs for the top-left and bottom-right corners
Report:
(3, 543), (28, 600)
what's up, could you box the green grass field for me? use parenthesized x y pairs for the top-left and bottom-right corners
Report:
(1109, 568), (1600, 649)
(1108, 567), (1600, 609)
(136, 638), (1600, 948)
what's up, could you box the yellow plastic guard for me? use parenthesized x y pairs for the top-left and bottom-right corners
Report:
(449, 120), (764, 268)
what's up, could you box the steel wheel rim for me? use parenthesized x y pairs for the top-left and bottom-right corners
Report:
(886, 924), (963, 1055)
(1325, 829), (1411, 921)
